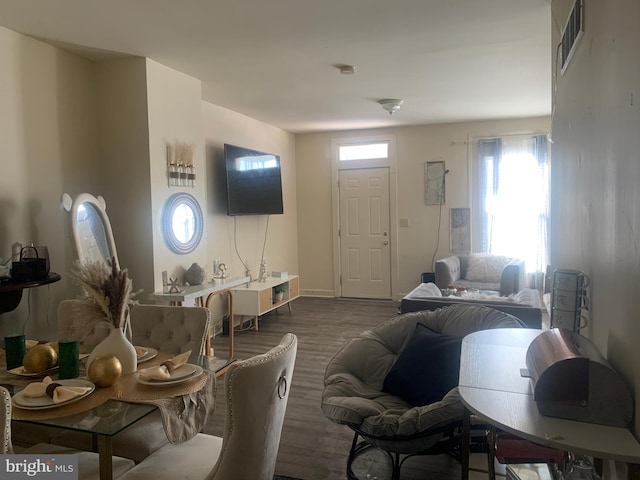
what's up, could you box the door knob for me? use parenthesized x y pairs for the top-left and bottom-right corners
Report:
(383, 241), (389, 245)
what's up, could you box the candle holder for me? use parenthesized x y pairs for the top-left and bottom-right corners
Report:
(166, 142), (196, 188)
(4, 334), (26, 370)
(58, 338), (80, 379)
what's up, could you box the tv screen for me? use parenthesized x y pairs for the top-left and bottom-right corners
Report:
(224, 144), (284, 216)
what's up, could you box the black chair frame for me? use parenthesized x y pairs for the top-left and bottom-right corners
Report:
(345, 421), (464, 480)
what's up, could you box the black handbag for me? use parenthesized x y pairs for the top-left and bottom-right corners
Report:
(11, 246), (48, 282)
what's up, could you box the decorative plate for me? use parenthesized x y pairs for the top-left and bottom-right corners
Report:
(12, 379), (95, 410)
(136, 347), (158, 364)
(8, 354), (90, 377)
(135, 364), (203, 386)
(135, 346), (147, 357)
(8, 366), (58, 378)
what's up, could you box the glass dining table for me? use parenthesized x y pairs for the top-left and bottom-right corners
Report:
(7, 389), (156, 479)
(1, 351), (223, 480)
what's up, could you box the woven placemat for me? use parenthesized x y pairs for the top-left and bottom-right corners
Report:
(11, 385), (115, 421)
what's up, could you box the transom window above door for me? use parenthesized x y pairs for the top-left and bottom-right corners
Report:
(338, 142), (389, 161)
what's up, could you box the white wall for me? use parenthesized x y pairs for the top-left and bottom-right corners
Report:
(93, 58), (209, 298)
(94, 58), (154, 296)
(0, 26), (99, 339)
(201, 102), (298, 280)
(296, 116), (550, 299)
(0, 28), (299, 339)
(200, 103), (297, 333)
(551, 0), (640, 453)
(146, 59), (208, 292)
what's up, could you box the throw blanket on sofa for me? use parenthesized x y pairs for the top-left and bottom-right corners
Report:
(455, 291), (516, 302)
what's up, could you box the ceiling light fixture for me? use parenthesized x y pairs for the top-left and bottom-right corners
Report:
(339, 65), (356, 75)
(379, 99), (403, 115)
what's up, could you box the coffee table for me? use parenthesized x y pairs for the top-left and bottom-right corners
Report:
(400, 285), (543, 328)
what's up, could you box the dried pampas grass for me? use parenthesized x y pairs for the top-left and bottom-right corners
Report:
(70, 257), (139, 334)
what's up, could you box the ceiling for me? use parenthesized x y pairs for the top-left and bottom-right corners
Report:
(0, 0), (551, 134)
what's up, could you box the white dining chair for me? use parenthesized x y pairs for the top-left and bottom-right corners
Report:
(57, 301), (211, 356)
(129, 304), (211, 355)
(25, 443), (135, 479)
(120, 333), (298, 480)
(1, 386), (12, 454)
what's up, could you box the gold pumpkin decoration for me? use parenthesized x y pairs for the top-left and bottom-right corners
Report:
(87, 356), (122, 387)
(23, 344), (58, 373)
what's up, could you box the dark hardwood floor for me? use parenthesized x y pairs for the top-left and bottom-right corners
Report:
(205, 297), (481, 480)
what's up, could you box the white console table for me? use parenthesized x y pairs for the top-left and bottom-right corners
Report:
(150, 276), (250, 307)
(233, 275), (299, 330)
(150, 276), (250, 363)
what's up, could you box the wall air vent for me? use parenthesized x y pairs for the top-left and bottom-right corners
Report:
(560, 0), (584, 75)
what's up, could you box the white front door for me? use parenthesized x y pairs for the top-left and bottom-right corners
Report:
(338, 167), (391, 299)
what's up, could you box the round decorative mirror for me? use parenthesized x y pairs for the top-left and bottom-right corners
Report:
(162, 193), (204, 254)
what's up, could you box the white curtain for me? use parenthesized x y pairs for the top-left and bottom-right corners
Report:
(476, 135), (549, 274)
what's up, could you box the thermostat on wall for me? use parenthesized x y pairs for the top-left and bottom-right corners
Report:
(272, 271), (288, 278)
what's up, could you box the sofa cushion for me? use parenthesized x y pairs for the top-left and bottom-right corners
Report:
(466, 254), (510, 283)
(382, 324), (462, 407)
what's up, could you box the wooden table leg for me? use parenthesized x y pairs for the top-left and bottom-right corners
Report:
(205, 288), (234, 360)
(97, 434), (113, 480)
(462, 406), (470, 480)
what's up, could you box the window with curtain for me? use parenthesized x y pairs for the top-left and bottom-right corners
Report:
(475, 135), (549, 274)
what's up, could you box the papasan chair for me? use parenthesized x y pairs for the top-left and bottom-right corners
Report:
(322, 304), (526, 480)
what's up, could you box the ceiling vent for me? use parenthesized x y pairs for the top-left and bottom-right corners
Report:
(560, 0), (584, 75)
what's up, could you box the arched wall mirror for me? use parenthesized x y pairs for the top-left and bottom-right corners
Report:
(162, 192), (204, 254)
(61, 192), (119, 267)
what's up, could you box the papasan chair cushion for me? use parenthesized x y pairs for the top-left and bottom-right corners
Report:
(383, 323), (464, 407)
(322, 304), (526, 456)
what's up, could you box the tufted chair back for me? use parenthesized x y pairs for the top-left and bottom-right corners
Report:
(57, 299), (111, 350)
(130, 305), (210, 355)
(0, 387), (12, 454)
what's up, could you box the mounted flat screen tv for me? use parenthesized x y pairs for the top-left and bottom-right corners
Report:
(224, 143), (284, 216)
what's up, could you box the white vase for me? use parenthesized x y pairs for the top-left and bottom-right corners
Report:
(87, 327), (137, 375)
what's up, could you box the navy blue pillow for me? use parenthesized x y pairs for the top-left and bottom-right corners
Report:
(382, 323), (463, 407)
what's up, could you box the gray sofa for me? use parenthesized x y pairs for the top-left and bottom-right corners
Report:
(400, 282), (542, 329)
(435, 254), (526, 296)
